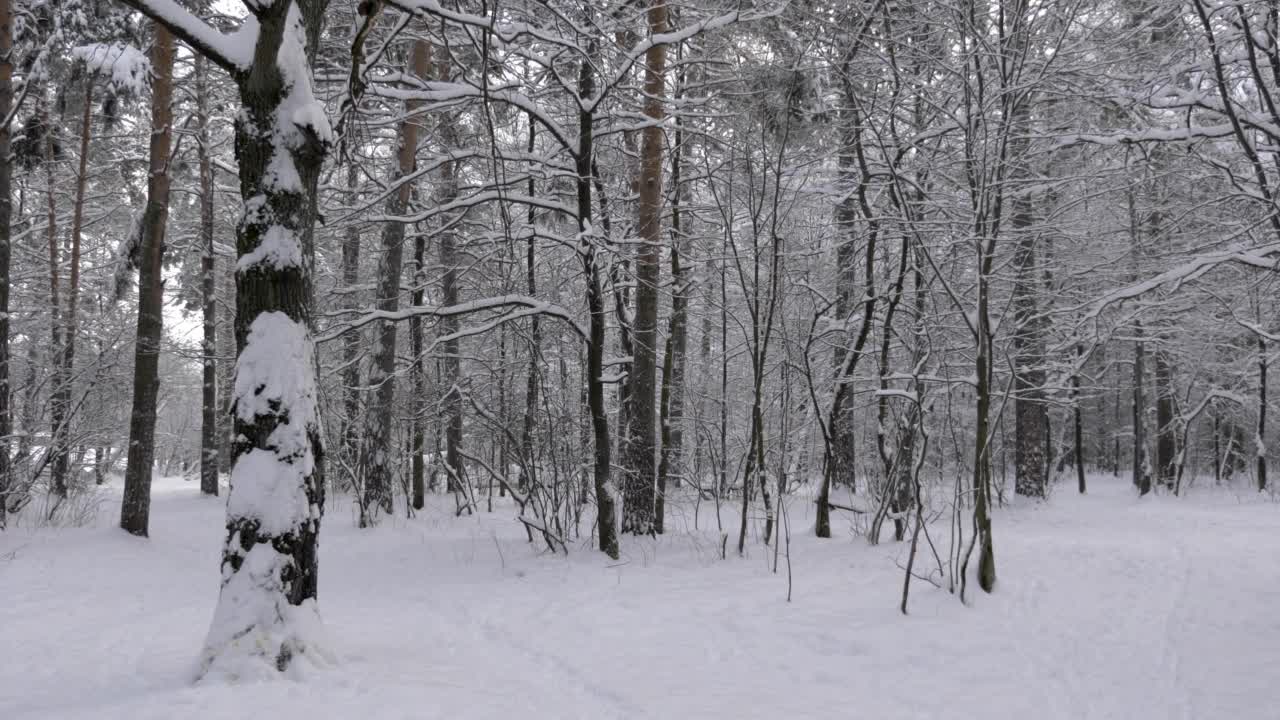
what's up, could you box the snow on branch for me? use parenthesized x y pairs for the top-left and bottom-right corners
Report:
(72, 43), (151, 95)
(1055, 124), (1237, 148)
(316, 295), (587, 344)
(115, 0), (253, 73)
(1082, 242), (1280, 321)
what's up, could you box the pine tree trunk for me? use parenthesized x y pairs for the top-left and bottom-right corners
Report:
(361, 39), (430, 524)
(120, 24), (173, 537)
(197, 53), (220, 498)
(621, 0), (667, 537)
(0, 0), (12, 527)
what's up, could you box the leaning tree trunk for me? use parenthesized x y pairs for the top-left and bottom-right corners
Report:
(196, 52), (220, 498)
(0, 0), (12, 527)
(360, 38), (430, 524)
(120, 24), (174, 537)
(620, 0), (668, 537)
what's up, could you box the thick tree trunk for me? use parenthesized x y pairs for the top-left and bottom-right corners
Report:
(120, 25), (174, 536)
(621, 0), (667, 536)
(0, 0), (12, 526)
(109, 0), (336, 677)
(361, 39), (430, 524)
(197, 53), (220, 498)
(1011, 200), (1047, 499)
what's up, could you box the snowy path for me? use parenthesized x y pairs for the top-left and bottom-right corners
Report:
(2, 476), (1277, 719)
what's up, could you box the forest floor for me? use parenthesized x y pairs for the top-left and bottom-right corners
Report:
(2, 473), (1277, 719)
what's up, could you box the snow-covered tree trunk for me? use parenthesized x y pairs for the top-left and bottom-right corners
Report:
(119, 0), (332, 678)
(206, 0), (330, 678)
(120, 23), (174, 536)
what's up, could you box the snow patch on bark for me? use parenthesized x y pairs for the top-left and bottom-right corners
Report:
(232, 311), (316, 456)
(237, 225), (303, 271)
(198, 544), (331, 682)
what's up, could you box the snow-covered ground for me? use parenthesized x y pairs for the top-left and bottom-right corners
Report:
(2, 475), (1276, 719)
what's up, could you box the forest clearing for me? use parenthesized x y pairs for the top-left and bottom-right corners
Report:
(3, 474), (1276, 719)
(2, 0), (1279, 716)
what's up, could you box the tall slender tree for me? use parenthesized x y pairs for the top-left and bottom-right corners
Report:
(120, 23), (174, 536)
(621, 0), (668, 536)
